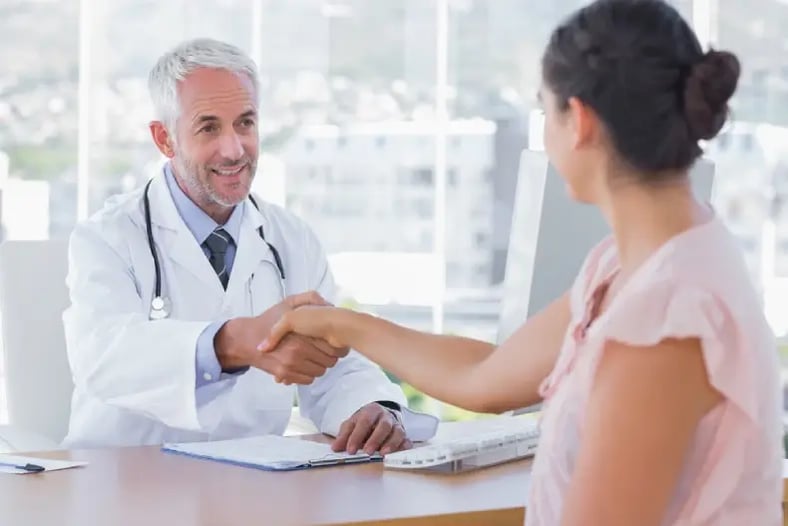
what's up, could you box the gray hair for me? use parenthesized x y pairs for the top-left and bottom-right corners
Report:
(148, 38), (259, 132)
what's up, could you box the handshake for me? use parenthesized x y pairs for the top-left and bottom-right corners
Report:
(215, 292), (412, 456)
(214, 291), (346, 385)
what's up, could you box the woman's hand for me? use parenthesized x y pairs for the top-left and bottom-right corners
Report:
(257, 294), (350, 353)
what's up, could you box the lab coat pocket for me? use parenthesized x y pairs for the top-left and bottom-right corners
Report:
(245, 261), (285, 317)
(213, 370), (294, 438)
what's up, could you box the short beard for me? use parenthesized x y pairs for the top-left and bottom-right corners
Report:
(171, 150), (254, 210)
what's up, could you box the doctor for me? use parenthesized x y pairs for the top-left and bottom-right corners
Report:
(62, 38), (437, 453)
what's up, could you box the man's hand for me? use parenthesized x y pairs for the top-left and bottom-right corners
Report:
(256, 334), (341, 385)
(215, 292), (349, 384)
(258, 305), (352, 353)
(332, 403), (412, 456)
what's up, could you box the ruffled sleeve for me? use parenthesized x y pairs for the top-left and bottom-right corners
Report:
(598, 279), (761, 425)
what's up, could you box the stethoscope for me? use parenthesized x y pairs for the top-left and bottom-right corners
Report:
(143, 178), (286, 320)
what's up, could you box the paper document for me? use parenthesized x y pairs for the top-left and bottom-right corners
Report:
(0, 454), (87, 474)
(163, 434), (381, 471)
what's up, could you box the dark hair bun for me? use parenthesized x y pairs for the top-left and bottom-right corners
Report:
(542, 1), (741, 175)
(684, 50), (740, 141)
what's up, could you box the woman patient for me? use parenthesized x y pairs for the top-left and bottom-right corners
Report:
(261, 1), (783, 524)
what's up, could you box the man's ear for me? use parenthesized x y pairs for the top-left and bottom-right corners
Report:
(149, 121), (175, 158)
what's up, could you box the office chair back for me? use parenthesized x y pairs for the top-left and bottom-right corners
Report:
(0, 240), (73, 443)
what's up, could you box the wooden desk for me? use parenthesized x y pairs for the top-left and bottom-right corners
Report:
(1, 442), (785, 525)
(0, 444), (529, 526)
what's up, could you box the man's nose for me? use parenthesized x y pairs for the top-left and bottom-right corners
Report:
(218, 131), (244, 161)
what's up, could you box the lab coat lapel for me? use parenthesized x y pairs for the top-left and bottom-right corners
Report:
(226, 202), (280, 298)
(147, 174), (224, 293)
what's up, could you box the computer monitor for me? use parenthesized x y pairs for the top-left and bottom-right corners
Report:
(497, 150), (716, 344)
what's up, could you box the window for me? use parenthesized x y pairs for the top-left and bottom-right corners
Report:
(752, 68), (769, 87)
(0, 0), (81, 422)
(741, 133), (754, 152)
(413, 168), (434, 185)
(0, 0), (644, 424)
(717, 133), (731, 150)
(716, 0), (788, 404)
(0, 2), (79, 241)
(447, 0), (593, 349)
(447, 168), (458, 186)
(412, 198), (434, 218)
(12, 0), (788, 422)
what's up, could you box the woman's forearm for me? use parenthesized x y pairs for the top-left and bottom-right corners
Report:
(337, 310), (496, 411)
(329, 291), (571, 414)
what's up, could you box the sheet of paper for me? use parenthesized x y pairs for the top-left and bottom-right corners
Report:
(164, 435), (375, 470)
(0, 454), (88, 474)
(783, 458), (788, 478)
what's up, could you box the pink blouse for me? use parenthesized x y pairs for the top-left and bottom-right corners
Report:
(526, 217), (783, 525)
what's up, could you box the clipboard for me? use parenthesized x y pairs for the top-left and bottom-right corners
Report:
(162, 434), (382, 472)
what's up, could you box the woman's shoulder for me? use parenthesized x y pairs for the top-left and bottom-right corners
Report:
(648, 217), (758, 305)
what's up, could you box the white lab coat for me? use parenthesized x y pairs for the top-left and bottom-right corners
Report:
(62, 173), (436, 448)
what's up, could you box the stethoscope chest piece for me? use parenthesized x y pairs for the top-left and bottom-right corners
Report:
(149, 296), (170, 320)
(142, 176), (286, 321)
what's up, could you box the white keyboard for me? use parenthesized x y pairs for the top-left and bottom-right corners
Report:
(384, 421), (540, 473)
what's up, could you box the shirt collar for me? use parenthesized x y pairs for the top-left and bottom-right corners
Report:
(163, 163), (244, 246)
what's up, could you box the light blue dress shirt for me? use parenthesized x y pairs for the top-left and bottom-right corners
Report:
(163, 164), (245, 388)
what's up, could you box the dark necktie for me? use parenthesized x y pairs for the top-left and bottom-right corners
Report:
(203, 228), (231, 289)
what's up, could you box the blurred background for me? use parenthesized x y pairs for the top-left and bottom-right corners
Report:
(1, 0), (787, 421)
